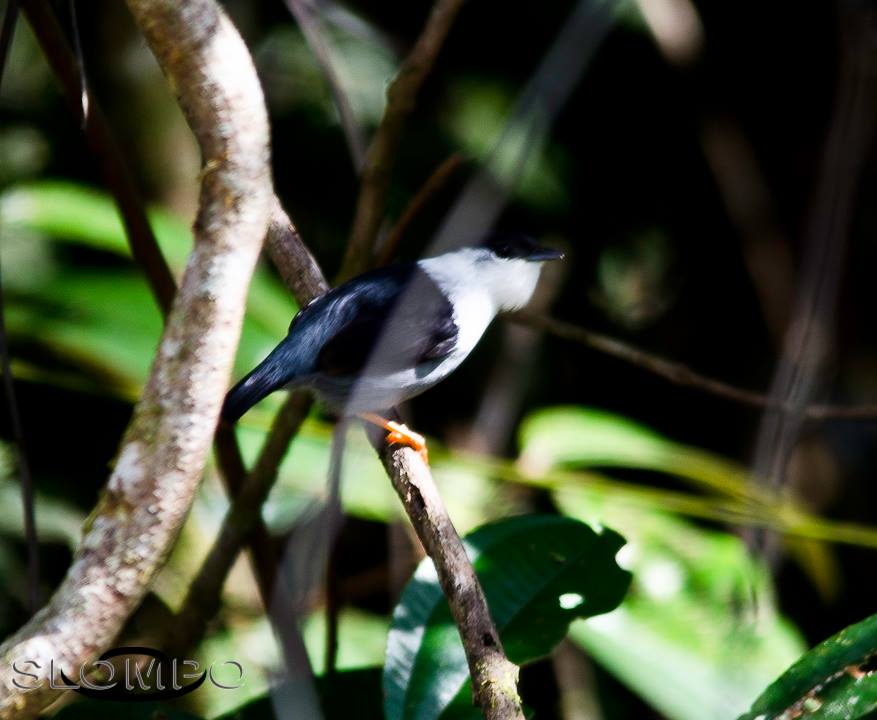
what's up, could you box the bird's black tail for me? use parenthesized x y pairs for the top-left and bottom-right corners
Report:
(222, 338), (303, 422)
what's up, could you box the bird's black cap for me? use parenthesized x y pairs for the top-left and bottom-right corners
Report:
(481, 231), (564, 262)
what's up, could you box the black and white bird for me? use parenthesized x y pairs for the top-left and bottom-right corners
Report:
(222, 233), (563, 459)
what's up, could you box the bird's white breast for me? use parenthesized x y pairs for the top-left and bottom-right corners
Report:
(418, 252), (499, 360)
(307, 248), (541, 415)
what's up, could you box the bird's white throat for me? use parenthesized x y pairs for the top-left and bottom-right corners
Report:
(419, 247), (543, 313)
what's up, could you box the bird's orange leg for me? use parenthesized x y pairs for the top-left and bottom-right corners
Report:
(359, 412), (429, 464)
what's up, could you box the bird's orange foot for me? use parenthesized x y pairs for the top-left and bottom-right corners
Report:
(385, 421), (429, 464)
(360, 413), (429, 464)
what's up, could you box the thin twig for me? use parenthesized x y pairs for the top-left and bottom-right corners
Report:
(339, 0), (467, 280)
(166, 392), (312, 656)
(0, 0), (273, 714)
(67, 0), (87, 125)
(512, 310), (877, 420)
(167, 205), (330, 655)
(372, 432), (526, 720)
(23, 0), (296, 638)
(0, 263), (39, 618)
(20, 0), (176, 315)
(323, 420), (346, 677)
(283, 0), (366, 170)
(377, 152), (465, 266)
(0, 0), (39, 617)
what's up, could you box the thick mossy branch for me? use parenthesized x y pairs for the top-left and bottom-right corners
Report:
(0, 1), (272, 716)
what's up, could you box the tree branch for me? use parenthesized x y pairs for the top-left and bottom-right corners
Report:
(0, 0), (272, 715)
(282, 0), (367, 170)
(167, 391), (313, 655)
(339, 0), (467, 280)
(513, 310), (877, 420)
(166, 199), (329, 654)
(21, 0), (291, 640)
(20, 0), (177, 315)
(378, 152), (465, 266)
(375, 439), (526, 719)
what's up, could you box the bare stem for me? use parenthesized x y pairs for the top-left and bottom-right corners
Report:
(378, 152), (465, 266)
(339, 0), (467, 280)
(513, 310), (877, 421)
(375, 439), (526, 720)
(0, 0), (272, 715)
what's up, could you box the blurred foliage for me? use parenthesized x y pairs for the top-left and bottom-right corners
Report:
(2, 0), (877, 718)
(0, 177), (865, 715)
(738, 613), (877, 720)
(384, 515), (630, 720)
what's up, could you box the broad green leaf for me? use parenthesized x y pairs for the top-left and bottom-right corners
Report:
(383, 514), (631, 720)
(518, 405), (755, 500)
(738, 613), (877, 720)
(555, 486), (805, 720)
(517, 405), (841, 596)
(0, 180), (192, 265)
(0, 180), (297, 343)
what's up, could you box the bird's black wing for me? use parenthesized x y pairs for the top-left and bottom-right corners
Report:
(310, 264), (458, 378)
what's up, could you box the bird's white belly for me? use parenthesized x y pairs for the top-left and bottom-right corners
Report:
(306, 288), (497, 414)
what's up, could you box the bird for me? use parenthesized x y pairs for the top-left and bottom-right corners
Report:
(222, 232), (563, 461)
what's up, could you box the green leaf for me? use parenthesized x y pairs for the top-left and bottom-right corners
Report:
(1, 180), (298, 363)
(556, 489), (805, 720)
(383, 514), (631, 720)
(0, 180), (192, 265)
(518, 405), (755, 500)
(516, 405), (845, 597)
(738, 613), (877, 720)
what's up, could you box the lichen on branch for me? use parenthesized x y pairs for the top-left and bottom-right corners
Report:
(0, 0), (272, 716)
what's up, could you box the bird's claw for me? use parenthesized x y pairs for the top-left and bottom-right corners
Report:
(385, 421), (429, 464)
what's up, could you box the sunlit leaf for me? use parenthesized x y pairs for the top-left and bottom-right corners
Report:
(738, 613), (877, 720)
(556, 490), (805, 720)
(303, 608), (389, 674)
(518, 405), (754, 500)
(0, 180), (192, 265)
(0, 478), (85, 549)
(0, 180), (298, 349)
(384, 514), (630, 720)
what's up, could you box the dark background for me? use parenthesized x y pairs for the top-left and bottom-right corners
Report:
(2, 0), (877, 717)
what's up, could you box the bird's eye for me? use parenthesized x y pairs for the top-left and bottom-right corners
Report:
(496, 244), (513, 258)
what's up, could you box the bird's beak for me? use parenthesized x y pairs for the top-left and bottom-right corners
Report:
(527, 246), (565, 262)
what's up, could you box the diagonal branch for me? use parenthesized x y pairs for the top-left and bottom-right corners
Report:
(20, 0), (305, 632)
(283, 0), (367, 170)
(374, 438), (526, 719)
(20, 0), (176, 315)
(513, 310), (877, 421)
(0, 0), (272, 716)
(378, 152), (465, 266)
(339, 0), (467, 280)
